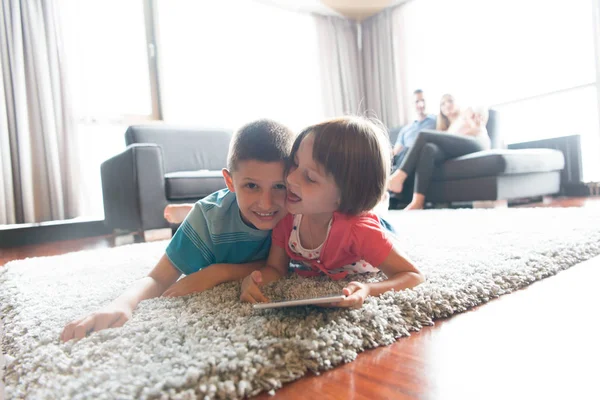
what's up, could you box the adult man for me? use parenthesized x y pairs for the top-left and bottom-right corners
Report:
(392, 89), (436, 167)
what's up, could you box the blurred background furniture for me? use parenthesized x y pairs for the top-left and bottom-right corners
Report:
(101, 115), (572, 234)
(508, 135), (588, 197)
(101, 125), (231, 235)
(387, 110), (566, 208)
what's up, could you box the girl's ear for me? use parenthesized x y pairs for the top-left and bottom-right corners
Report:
(222, 169), (235, 192)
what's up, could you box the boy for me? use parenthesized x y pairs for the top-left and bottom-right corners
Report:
(61, 119), (295, 341)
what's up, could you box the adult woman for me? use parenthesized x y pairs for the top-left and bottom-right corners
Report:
(387, 94), (490, 210)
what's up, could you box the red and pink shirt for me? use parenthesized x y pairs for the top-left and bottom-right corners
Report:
(272, 211), (394, 280)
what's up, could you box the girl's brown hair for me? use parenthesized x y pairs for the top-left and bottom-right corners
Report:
(289, 117), (391, 215)
(436, 93), (455, 131)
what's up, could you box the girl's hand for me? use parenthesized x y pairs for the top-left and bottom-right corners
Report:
(60, 301), (132, 342)
(240, 271), (269, 304)
(322, 282), (370, 309)
(162, 273), (207, 298)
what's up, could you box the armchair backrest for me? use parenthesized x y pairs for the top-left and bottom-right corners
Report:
(125, 125), (232, 173)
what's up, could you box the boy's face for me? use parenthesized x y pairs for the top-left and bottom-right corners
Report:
(223, 160), (288, 230)
(414, 92), (426, 115)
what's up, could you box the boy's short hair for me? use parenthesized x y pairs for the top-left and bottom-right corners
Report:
(227, 119), (295, 172)
(290, 117), (391, 215)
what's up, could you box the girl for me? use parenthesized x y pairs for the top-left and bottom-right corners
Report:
(388, 94), (491, 209)
(240, 117), (425, 309)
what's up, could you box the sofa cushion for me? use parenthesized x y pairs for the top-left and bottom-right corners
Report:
(165, 170), (227, 200)
(126, 125), (232, 174)
(432, 149), (565, 181)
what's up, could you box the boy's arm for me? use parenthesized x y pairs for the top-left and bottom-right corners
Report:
(162, 260), (266, 297)
(125, 254), (183, 304)
(61, 254), (181, 341)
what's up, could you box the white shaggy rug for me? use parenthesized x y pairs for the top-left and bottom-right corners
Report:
(2, 208), (600, 399)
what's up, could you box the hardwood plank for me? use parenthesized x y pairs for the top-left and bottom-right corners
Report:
(0, 236), (114, 267)
(516, 195), (600, 208)
(0, 218), (110, 248)
(258, 256), (600, 399)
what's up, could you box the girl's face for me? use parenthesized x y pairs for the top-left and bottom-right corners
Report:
(440, 95), (458, 117)
(286, 133), (341, 217)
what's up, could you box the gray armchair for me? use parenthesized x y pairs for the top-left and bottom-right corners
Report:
(388, 110), (565, 206)
(101, 125), (232, 234)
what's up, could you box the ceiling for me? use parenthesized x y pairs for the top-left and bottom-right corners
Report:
(260, 0), (410, 20)
(321, 0), (396, 20)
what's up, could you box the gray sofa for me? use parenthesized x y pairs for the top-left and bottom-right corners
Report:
(101, 125), (231, 233)
(102, 117), (567, 234)
(388, 110), (565, 206)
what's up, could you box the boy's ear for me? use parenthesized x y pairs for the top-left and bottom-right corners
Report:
(222, 168), (235, 192)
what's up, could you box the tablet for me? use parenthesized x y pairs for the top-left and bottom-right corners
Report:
(252, 294), (346, 310)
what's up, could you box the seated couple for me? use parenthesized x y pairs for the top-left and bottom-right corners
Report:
(389, 91), (491, 210)
(61, 117), (424, 342)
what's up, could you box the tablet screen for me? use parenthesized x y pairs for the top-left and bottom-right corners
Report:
(252, 294), (346, 310)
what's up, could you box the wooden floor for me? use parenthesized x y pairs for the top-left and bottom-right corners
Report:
(2, 196), (600, 399)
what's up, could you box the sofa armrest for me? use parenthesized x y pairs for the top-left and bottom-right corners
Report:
(101, 144), (168, 232)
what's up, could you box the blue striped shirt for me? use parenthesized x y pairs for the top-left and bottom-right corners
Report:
(165, 189), (271, 275)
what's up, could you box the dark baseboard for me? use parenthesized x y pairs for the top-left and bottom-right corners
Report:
(0, 218), (112, 248)
(389, 195), (556, 210)
(562, 182), (591, 197)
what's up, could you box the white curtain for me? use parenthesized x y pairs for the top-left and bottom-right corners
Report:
(361, 9), (403, 128)
(392, 0), (596, 113)
(594, 0), (600, 138)
(0, 56), (14, 224)
(0, 0), (80, 224)
(314, 15), (365, 118)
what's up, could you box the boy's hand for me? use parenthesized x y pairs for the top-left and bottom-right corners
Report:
(60, 301), (132, 342)
(322, 282), (370, 309)
(162, 273), (208, 298)
(240, 271), (269, 304)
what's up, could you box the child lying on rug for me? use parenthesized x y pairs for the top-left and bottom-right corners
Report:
(61, 119), (296, 341)
(240, 117), (425, 308)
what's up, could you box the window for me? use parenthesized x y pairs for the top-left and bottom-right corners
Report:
(59, 0), (326, 218)
(494, 85), (600, 181)
(394, 0), (599, 181)
(59, 0), (156, 217)
(155, 0), (324, 132)
(59, 0), (154, 119)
